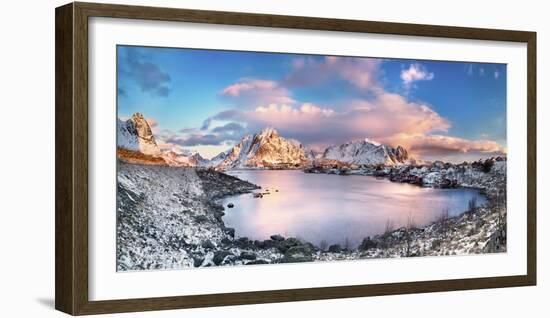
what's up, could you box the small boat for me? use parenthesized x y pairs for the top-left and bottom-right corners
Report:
(227, 203), (234, 208)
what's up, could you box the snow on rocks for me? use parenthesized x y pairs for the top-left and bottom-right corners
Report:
(306, 157), (506, 198)
(314, 205), (506, 261)
(116, 162), (325, 270)
(117, 113), (161, 156)
(322, 139), (412, 165)
(217, 127), (311, 169)
(116, 162), (257, 271)
(117, 156), (507, 271)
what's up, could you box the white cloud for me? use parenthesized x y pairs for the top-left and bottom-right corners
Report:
(467, 64), (474, 76)
(401, 63), (434, 89)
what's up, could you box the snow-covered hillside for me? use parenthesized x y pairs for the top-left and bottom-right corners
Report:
(117, 161), (506, 270)
(322, 138), (412, 165)
(217, 127), (311, 169)
(117, 162), (261, 270)
(117, 113), (215, 167)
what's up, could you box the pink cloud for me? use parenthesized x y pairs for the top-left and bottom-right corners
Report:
(145, 117), (158, 127)
(145, 117), (159, 133)
(379, 133), (506, 162)
(222, 79), (277, 96)
(284, 56), (381, 90)
(233, 91), (450, 151)
(348, 93), (449, 136)
(291, 58), (305, 69)
(192, 57), (502, 162)
(157, 141), (185, 154)
(221, 79), (295, 105)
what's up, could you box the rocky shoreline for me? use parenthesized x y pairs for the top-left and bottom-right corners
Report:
(117, 160), (506, 271)
(304, 157), (506, 198)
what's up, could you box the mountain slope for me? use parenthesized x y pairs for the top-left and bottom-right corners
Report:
(117, 113), (161, 156)
(218, 127), (311, 169)
(322, 139), (412, 166)
(202, 150), (229, 168)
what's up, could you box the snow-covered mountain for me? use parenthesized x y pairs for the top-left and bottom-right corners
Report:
(161, 151), (192, 167)
(322, 138), (412, 166)
(205, 150), (229, 168)
(189, 153), (209, 166)
(117, 113), (161, 156)
(160, 150), (210, 167)
(217, 127), (311, 169)
(117, 113), (413, 169)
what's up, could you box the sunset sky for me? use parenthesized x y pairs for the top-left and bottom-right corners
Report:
(117, 45), (507, 162)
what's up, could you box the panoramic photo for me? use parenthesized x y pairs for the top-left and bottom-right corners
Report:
(116, 45), (507, 271)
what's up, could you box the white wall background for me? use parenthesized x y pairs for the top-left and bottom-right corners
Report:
(0, 0), (546, 316)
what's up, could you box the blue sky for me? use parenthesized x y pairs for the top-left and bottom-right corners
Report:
(117, 45), (507, 162)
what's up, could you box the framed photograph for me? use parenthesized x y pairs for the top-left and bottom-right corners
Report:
(55, 2), (536, 315)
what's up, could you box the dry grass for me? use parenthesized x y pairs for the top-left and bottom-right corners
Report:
(117, 148), (167, 166)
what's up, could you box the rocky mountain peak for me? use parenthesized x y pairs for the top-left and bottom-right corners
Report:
(322, 139), (413, 166)
(117, 112), (161, 156)
(218, 127), (310, 169)
(395, 145), (409, 161)
(258, 127), (279, 138)
(130, 113), (155, 143)
(364, 137), (381, 146)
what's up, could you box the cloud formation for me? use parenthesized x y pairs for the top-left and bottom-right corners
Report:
(284, 56), (381, 91)
(149, 55), (504, 162)
(118, 87), (127, 97)
(401, 63), (434, 89)
(166, 133), (227, 147)
(122, 50), (171, 97)
(211, 122), (245, 134)
(145, 118), (158, 128)
(379, 133), (506, 160)
(157, 122), (243, 150)
(204, 90), (452, 152)
(221, 79), (295, 106)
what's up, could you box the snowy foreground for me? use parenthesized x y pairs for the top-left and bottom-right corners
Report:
(117, 161), (506, 271)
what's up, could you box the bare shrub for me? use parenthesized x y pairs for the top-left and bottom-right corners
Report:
(438, 207), (450, 238)
(494, 189), (507, 243)
(467, 197), (478, 220)
(495, 189), (506, 229)
(404, 212), (416, 256)
(319, 240), (328, 252)
(468, 197), (478, 214)
(384, 219), (395, 235)
(343, 237), (351, 251)
(406, 212), (417, 230)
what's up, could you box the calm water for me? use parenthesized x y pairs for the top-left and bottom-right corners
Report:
(221, 170), (486, 248)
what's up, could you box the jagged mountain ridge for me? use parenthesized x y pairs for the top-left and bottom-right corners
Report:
(217, 127), (311, 169)
(117, 113), (161, 156)
(322, 138), (412, 166)
(117, 112), (415, 169)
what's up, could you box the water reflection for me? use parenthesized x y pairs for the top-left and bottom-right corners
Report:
(222, 170), (487, 248)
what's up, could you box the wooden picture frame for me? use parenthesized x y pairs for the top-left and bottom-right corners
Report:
(55, 2), (536, 315)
